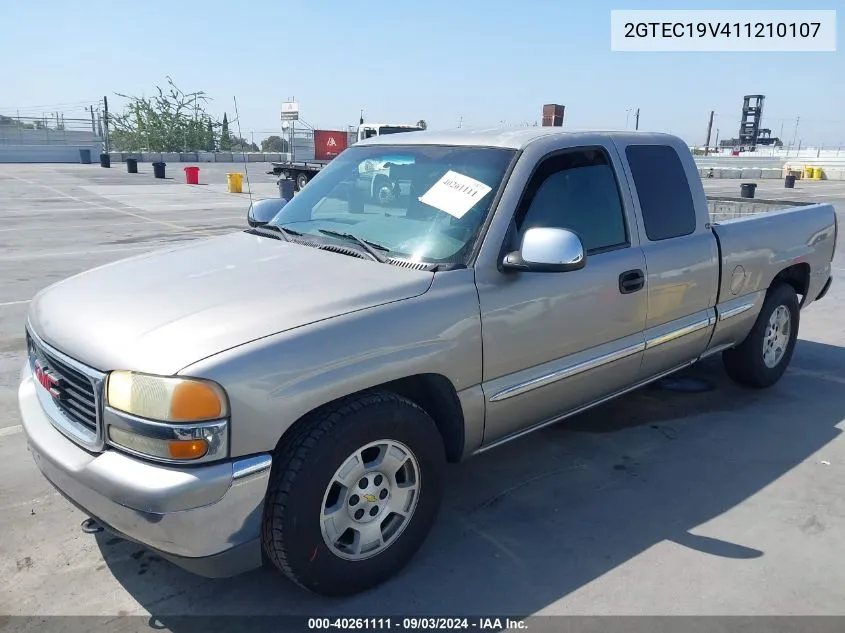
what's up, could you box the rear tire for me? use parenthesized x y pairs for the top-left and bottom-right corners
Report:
(295, 172), (309, 191)
(261, 391), (446, 596)
(722, 282), (799, 388)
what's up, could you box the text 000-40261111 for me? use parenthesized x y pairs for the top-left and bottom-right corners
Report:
(610, 10), (837, 52)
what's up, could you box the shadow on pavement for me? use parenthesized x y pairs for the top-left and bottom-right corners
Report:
(95, 338), (844, 620)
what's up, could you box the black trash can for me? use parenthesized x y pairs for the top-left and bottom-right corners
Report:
(740, 182), (757, 199)
(278, 178), (295, 199)
(126, 158), (138, 174)
(152, 162), (166, 179)
(79, 149), (92, 164)
(785, 174), (796, 189)
(99, 153), (111, 168)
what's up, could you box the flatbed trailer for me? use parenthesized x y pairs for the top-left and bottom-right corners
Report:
(266, 160), (331, 190)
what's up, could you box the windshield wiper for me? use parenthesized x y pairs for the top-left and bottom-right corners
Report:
(262, 224), (303, 240)
(247, 224), (303, 241)
(317, 229), (389, 263)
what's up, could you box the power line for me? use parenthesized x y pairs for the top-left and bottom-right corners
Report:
(0, 99), (100, 111)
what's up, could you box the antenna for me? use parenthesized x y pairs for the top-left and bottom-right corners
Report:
(233, 96), (254, 206)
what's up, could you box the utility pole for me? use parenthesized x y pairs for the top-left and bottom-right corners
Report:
(634, 108), (640, 131)
(791, 116), (800, 149)
(103, 96), (111, 153)
(715, 128), (720, 151)
(89, 106), (96, 134)
(458, 115), (463, 128)
(704, 110), (715, 155)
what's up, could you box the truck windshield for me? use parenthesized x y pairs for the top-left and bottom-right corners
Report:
(267, 145), (516, 266)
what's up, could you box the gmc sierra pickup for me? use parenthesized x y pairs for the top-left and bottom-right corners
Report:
(18, 128), (836, 597)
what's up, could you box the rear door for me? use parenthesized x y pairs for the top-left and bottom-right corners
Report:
(614, 139), (720, 379)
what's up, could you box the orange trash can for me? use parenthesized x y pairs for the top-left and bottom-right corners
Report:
(184, 166), (200, 185)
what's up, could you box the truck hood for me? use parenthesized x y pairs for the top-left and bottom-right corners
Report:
(28, 231), (434, 375)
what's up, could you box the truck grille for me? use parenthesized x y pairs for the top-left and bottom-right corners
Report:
(27, 332), (101, 438)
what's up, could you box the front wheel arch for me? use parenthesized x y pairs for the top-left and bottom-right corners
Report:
(270, 373), (464, 464)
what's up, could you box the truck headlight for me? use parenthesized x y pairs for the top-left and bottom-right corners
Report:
(107, 426), (212, 461)
(106, 371), (228, 422)
(104, 371), (229, 463)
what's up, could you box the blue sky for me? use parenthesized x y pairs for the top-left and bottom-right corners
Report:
(1, 0), (842, 146)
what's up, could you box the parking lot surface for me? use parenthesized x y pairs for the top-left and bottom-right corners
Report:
(1, 164), (844, 620)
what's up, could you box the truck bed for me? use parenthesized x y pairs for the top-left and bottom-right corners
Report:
(712, 202), (837, 311)
(707, 196), (814, 222)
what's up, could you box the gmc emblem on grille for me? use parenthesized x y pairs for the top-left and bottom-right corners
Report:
(33, 359), (63, 399)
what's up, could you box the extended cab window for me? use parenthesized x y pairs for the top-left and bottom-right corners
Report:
(515, 148), (628, 253)
(625, 144), (696, 241)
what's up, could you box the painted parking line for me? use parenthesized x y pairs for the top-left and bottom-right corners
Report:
(0, 299), (31, 307)
(0, 425), (23, 438)
(0, 215), (245, 233)
(4, 173), (215, 236)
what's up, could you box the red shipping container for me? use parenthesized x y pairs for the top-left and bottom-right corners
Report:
(314, 130), (349, 161)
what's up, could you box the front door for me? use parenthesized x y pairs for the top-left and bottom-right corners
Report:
(475, 145), (648, 446)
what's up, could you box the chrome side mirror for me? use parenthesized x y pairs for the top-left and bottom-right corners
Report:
(502, 227), (586, 273)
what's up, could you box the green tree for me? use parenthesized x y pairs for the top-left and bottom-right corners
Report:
(260, 135), (289, 152)
(229, 135), (259, 152)
(416, 119), (427, 130)
(109, 76), (221, 152)
(206, 120), (215, 151)
(220, 112), (231, 150)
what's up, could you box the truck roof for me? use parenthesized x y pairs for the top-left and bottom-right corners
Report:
(362, 123), (422, 128)
(357, 127), (680, 150)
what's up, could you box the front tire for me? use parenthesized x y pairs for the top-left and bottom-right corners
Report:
(722, 282), (799, 388)
(261, 392), (446, 596)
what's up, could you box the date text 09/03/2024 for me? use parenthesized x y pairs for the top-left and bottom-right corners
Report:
(307, 617), (527, 630)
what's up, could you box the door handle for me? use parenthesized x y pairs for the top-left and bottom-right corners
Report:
(619, 269), (645, 294)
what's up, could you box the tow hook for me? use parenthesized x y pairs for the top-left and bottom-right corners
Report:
(81, 517), (104, 534)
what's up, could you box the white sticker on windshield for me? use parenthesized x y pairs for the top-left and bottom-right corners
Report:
(418, 170), (493, 219)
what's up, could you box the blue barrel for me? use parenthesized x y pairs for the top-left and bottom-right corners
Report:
(79, 149), (92, 164)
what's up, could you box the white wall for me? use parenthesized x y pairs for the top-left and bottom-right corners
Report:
(0, 143), (103, 163)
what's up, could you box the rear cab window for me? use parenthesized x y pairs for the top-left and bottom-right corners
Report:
(625, 145), (697, 241)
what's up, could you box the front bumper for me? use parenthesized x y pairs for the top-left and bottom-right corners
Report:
(18, 364), (272, 578)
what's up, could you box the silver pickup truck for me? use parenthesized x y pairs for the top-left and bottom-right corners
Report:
(18, 129), (836, 597)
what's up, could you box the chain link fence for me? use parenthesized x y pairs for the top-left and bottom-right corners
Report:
(0, 114), (103, 146)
